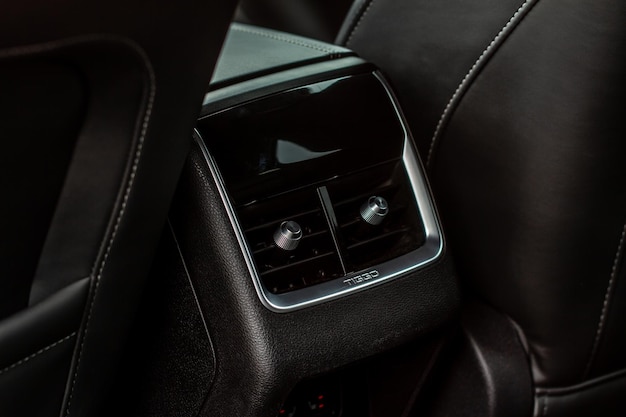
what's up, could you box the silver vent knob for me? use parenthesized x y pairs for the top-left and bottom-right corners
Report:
(273, 220), (303, 251)
(360, 196), (388, 225)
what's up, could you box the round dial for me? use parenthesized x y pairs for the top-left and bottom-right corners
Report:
(360, 196), (388, 225)
(273, 220), (303, 251)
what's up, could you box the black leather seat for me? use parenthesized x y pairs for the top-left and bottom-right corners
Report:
(338, 0), (626, 415)
(0, 1), (236, 416)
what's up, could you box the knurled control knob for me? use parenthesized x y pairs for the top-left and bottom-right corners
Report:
(273, 220), (303, 251)
(360, 196), (389, 225)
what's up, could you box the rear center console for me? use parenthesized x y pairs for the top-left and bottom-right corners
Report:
(169, 24), (459, 417)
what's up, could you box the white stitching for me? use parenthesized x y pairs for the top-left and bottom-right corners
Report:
(231, 25), (336, 55)
(345, 0), (376, 46)
(536, 367), (626, 396)
(62, 40), (156, 417)
(426, 0), (539, 168)
(0, 333), (77, 376)
(0, 34), (156, 416)
(584, 222), (626, 377)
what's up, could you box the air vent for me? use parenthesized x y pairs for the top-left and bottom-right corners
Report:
(237, 187), (344, 294)
(328, 161), (426, 273)
(235, 160), (425, 295)
(199, 71), (443, 310)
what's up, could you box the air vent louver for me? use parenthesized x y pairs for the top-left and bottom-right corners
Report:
(328, 161), (426, 273)
(236, 160), (425, 294)
(237, 187), (343, 294)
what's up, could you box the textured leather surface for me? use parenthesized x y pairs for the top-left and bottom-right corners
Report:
(0, 332), (77, 417)
(0, 61), (86, 319)
(211, 23), (353, 88)
(339, 0), (626, 411)
(419, 302), (533, 417)
(0, 279), (88, 372)
(98, 225), (215, 417)
(592, 254), (626, 379)
(26, 41), (150, 304)
(0, 279), (87, 416)
(534, 369), (626, 417)
(338, 0), (526, 157)
(169, 139), (459, 417)
(431, 0), (626, 387)
(0, 1), (236, 416)
(236, 0), (354, 43)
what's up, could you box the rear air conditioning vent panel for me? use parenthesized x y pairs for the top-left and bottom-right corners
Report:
(197, 71), (443, 311)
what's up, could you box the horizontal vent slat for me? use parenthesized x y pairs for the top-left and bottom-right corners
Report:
(260, 252), (336, 276)
(332, 185), (397, 209)
(251, 230), (329, 255)
(338, 204), (410, 230)
(243, 208), (322, 233)
(346, 227), (412, 251)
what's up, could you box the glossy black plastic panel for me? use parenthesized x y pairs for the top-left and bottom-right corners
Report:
(197, 74), (404, 205)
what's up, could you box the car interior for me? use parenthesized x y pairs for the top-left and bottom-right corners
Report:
(1, 1), (625, 416)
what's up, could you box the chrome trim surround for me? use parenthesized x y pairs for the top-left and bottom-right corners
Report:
(196, 72), (444, 312)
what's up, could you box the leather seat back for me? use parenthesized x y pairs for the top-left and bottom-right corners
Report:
(339, 0), (626, 414)
(0, 1), (236, 416)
